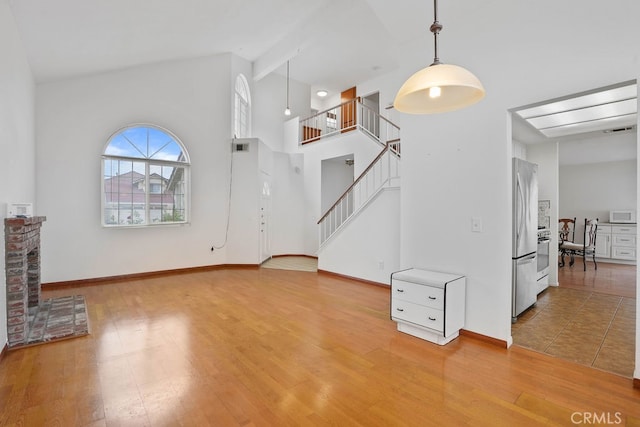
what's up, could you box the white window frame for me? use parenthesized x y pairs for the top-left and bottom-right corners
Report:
(234, 74), (251, 138)
(101, 124), (191, 227)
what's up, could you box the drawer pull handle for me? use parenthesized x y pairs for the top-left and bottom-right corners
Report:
(428, 296), (436, 300)
(428, 317), (436, 321)
(397, 289), (404, 293)
(396, 308), (404, 312)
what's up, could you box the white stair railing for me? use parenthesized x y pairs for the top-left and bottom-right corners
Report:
(300, 99), (399, 147)
(317, 140), (400, 246)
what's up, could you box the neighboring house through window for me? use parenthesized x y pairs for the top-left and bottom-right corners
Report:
(234, 74), (251, 138)
(102, 124), (190, 226)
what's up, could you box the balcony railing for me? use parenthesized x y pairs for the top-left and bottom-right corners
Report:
(300, 98), (400, 148)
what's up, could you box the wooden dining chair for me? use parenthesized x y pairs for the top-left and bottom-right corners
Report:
(558, 217), (576, 267)
(559, 218), (599, 271)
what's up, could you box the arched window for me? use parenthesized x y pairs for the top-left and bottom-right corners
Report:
(234, 74), (251, 138)
(102, 124), (190, 227)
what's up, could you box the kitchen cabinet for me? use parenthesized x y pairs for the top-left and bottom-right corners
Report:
(611, 225), (636, 260)
(597, 223), (636, 263)
(391, 268), (465, 345)
(595, 225), (611, 258)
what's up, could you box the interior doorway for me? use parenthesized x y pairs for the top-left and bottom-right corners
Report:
(361, 91), (380, 139)
(320, 154), (355, 216)
(509, 80), (638, 377)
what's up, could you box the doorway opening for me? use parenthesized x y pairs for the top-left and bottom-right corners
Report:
(509, 80), (638, 377)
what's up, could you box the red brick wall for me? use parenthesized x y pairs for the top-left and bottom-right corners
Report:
(4, 216), (46, 347)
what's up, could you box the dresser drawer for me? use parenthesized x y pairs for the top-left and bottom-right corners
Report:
(392, 279), (444, 309)
(612, 247), (636, 260)
(597, 225), (612, 234)
(391, 299), (444, 332)
(612, 225), (636, 234)
(612, 234), (636, 247)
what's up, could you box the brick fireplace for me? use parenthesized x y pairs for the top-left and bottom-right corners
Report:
(4, 216), (46, 347)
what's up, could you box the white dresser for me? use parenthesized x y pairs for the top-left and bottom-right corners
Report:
(390, 268), (466, 345)
(596, 223), (636, 263)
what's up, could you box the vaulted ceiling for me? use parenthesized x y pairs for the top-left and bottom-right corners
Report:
(8, 0), (637, 153)
(8, 0), (414, 94)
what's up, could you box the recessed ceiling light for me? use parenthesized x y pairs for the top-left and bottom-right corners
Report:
(316, 90), (328, 97)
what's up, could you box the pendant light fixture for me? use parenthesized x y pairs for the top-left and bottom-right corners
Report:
(393, 0), (485, 114)
(284, 60), (291, 116)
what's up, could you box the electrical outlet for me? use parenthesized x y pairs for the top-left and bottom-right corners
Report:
(378, 261), (385, 270)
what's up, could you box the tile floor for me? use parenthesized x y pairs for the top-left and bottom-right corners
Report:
(261, 256), (318, 272)
(512, 261), (636, 378)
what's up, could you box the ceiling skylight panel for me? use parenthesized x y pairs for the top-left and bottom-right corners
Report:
(525, 98), (637, 130)
(539, 113), (637, 138)
(515, 83), (637, 119)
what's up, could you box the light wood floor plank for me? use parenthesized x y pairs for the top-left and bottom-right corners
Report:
(0, 268), (638, 426)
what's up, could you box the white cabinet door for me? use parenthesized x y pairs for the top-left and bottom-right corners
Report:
(595, 233), (611, 258)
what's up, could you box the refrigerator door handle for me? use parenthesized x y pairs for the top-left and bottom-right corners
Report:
(518, 253), (536, 263)
(516, 172), (525, 249)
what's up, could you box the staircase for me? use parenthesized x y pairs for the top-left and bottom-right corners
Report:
(299, 99), (401, 246)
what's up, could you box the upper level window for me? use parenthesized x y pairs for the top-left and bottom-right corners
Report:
(102, 124), (190, 227)
(234, 74), (251, 138)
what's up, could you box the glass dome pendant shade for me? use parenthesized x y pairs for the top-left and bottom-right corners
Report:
(394, 0), (485, 114)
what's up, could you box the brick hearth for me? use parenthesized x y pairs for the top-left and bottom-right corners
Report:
(4, 216), (46, 347)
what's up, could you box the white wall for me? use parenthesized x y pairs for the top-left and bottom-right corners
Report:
(253, 72), (311, 153)
(36, 55), (234, 282)
(226, 138), (261, 264)
(559, 131), (637, 166)
(560, 160), (637, 241)
(226, 139), (306, 262)
(321, 157), (354, 213)
(636, 93), (640, 379)
(0, 1), (36, 349)
(270, 152), (306, 256)
(318, 188), (400, 284)
(528, 142), (560, 286)
(355, 0), (640, 345)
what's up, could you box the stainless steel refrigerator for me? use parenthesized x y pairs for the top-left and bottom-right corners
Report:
(512, 158), (538, 322)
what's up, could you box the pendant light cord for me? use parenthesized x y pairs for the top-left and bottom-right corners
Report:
(286, 61), (290, 108)
(429, 0), (442, 65)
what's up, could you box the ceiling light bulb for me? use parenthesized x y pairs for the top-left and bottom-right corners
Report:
(317, 90), (328, 97)
(284, 107), (291, 116)
(429, 86), (442, 98)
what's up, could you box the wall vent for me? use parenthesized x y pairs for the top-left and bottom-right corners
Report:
(233, 143), (250, 152)
(604, 125), (635, 134)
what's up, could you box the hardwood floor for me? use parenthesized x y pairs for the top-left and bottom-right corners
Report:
(556, 258), (636, 298)
(1, 268), (639, 426)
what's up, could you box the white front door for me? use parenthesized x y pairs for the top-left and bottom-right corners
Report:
(260, 172), (272, 263)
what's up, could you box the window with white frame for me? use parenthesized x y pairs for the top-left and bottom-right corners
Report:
(234, 74), (251, 138)
(102, 124), (190, 227)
